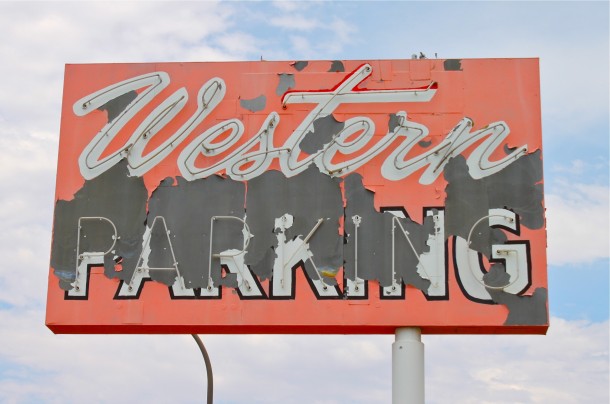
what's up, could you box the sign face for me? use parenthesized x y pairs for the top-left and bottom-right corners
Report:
(47, 59), (548, 334)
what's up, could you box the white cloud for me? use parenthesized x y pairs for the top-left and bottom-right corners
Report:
(0, 311), (606, 403)
(214, 32), (264, 59)
(281, 15), (356, 59)
(269, 15), (320, 31)
(325, 17), (357, 54)
(426, 318), (609, 403)
(551, 159), (587, 176)
(271, 0), (306, 13)
(0, 2), (607, 403)
(550, 157), (608, 184)
(0, 2), (243, 131)
(339, 2), (608, 141)
(289, 35), (315, 57)
(251, 3), (357, 59)
(0, 127), (58, 308)
(545, 181), (609, 265)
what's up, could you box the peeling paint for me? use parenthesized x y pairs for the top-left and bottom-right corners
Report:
(48, 59), (547, 334)
(387, 113), (403, 133)
(443, 59), (462, 71)
(328, 60), (345, 72)
(244, 167), (343, 281)
(488, 282), (548, 325)
(444, 151), (544, 257)
(50, 160), (147, 290)
(97, 90), (138, 123)
(483, 262), (511, 287)
(276, 73), (295, 96)
(504, 143), (518, 155)
(300, 114), (345, 154)
(146, 176), (245, 289)
(239, 95), (267, 112)
(292, 61), (308, 71)
(343, 173), (433, 291)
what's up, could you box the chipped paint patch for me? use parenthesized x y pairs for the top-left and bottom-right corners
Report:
(146, 176), (245, 289)
(97, 90), (138, 123)
(300, 114), (345, 154)
(276, 73), (295, 95)
(240, 95), (267, 112)
(328, 60), (345, 72)
(444, 59), (462, 71)
(343, 174), (434, 292)
(291, 61), (309, 71)
(51, 160), (147, 291)
(244, 167), (343, 282)
(489, 285), (548, 325)
(444, 152), (544, 257)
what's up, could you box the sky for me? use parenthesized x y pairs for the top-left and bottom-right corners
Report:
(0, 1), (608, 403)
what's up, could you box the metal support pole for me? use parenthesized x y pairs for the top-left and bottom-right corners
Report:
(192, 334), (213, 404)
(392, 327), (424, 404)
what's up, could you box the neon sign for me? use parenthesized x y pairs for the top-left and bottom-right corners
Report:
(47, 59), (548, 334)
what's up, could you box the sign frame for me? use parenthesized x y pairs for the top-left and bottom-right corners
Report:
(47, 58), (548, 335)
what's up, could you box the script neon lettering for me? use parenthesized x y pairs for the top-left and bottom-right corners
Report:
(74, 64), (527, 184)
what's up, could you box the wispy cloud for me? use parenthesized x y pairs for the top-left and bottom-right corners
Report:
(0, 2), (607, 403)
(247, 2), (357, 59)
(546, 181), (609, 265)
(269, 15), (320, 31)
(426, 318), (609, 403)
(0, 310), (606, 403)
(271, 0), (309, 13)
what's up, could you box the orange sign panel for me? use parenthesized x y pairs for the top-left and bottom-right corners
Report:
(47, 59), (547, 334)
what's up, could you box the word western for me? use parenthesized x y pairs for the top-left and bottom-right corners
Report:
(75, 64), (527, 184)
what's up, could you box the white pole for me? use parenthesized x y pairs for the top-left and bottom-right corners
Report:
(392, 327), (424, 404)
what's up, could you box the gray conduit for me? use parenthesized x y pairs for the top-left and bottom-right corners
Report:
(191, 334), (213, 404)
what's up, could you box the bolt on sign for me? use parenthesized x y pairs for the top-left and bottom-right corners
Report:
(46, 59), (548, 334)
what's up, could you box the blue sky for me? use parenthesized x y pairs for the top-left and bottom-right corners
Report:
(0, 1), (607, 403)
